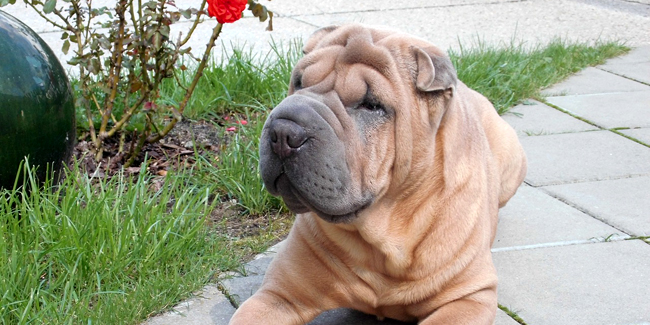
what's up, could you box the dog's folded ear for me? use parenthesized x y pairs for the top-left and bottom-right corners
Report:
(413, 46), (457, 93)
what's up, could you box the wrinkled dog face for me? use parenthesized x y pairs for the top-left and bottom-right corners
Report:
(259, 25), (456, 223)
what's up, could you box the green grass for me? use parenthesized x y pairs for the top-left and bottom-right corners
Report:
(2, 37), (631, 324)
(498, 304), (528, 325)
(0, 163), (242, 324)
(196, 113), (285, 216)
(451, 38), (628, 114)
(161, 40), (303, 119)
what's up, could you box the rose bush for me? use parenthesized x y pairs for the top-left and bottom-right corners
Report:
(0, 0), (273, 168)
(208, 0), (248, 24)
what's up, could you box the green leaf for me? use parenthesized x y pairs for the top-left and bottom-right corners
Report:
(62, 40), (70, 54)
(0, 0), (17, 7)
(250, 3), (268, 22)
(179, 9), (191, 19)
(43, 0), (56, 13)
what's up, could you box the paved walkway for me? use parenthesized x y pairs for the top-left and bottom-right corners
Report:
(3, 0), (649, 324)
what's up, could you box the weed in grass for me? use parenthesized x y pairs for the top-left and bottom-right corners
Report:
(0, 163), (241, 324)
(498, 304), (528, 325)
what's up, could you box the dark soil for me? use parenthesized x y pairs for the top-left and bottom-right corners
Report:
(73, 119), (223, 178)
(71, 117), (288, 241)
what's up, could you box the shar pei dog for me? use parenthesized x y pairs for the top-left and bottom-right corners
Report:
(230, 24), (527, 324)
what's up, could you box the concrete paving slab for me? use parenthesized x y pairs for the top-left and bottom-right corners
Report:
(543, 175), (650, 236)
(599, 45), (650, 84)
(502, 100), (597, 136)
(546, 91), (650, 129)
(620, 127), (650, 145)
(221, 274), (264, 307)
(520, 130), (650, 186)
(602, 45), (650, 65)
(243, 256), (274, 276)
(494, 240), (650, 325)
(599, 60), (650, 85)
(541, 67), (650, 96)
(143, 284), (236, 325)
(494, 185), (623, 249)
(218, 241), (285, 306)
(291, 0), (650, 52)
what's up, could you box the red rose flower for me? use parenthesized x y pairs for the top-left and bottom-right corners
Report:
(207, 0), (248, 24)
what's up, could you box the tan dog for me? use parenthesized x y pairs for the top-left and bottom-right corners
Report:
(230, 24), (526, 324)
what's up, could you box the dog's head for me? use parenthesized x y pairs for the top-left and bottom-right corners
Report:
(259, 24), (458, 223)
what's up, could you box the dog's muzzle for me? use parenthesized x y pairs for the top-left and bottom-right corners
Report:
(259, 94), (371, 223)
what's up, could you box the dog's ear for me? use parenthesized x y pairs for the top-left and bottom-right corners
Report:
(303, 25), (340, 55)
(413, 46), (457, 92)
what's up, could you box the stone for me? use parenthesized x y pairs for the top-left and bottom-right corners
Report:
(546, 91), (650, 129)
(543, 175), (650, 236)
(501, 100), (597, 136)
(243, 256), (274, 276)
(494, 185), (624, 250)
(599, 45), (650, 84)
(620, 127), (650, 145)
(520, 130), (650, 186)
(143, 285), (236, 325)
(541, 67), (650, 96)
(221, 275), (265, 306)
(494, 240), (650, 325)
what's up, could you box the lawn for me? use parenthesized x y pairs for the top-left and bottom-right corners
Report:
(0, 38), (628, 324)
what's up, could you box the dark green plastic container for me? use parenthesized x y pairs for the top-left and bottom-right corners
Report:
(0, 10), (75, 189)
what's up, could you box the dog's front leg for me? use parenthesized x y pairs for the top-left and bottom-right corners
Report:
(229, 288), (321, 325)
(229, 221), (353, 325)
(418, 289), (496, 325)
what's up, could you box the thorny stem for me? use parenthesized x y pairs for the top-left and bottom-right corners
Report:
(18, 0), (244, 166)
(106, 93), (150, 138)
(61, 0), (103, 159)
(179, 0), (207, 47)
(25, 2), (67, 30)
(147, 23), (223, 143)
(124, 122), (150, 168)
(98, 0), (129, 141)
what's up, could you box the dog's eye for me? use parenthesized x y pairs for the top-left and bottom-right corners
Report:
(358, 100), (386, 114)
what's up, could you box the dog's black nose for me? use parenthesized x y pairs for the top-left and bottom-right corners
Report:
(269, 119), (308, 159)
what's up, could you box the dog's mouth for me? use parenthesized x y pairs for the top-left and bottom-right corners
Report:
(273, 172), (371, 224)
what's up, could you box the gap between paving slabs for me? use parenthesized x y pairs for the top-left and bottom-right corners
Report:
(525, 86), (650, 242)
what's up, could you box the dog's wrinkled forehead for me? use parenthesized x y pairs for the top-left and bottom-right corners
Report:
(291, 24), (416, 103)
(293, 23), (458, 107)
(302, 24), (397, 72)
